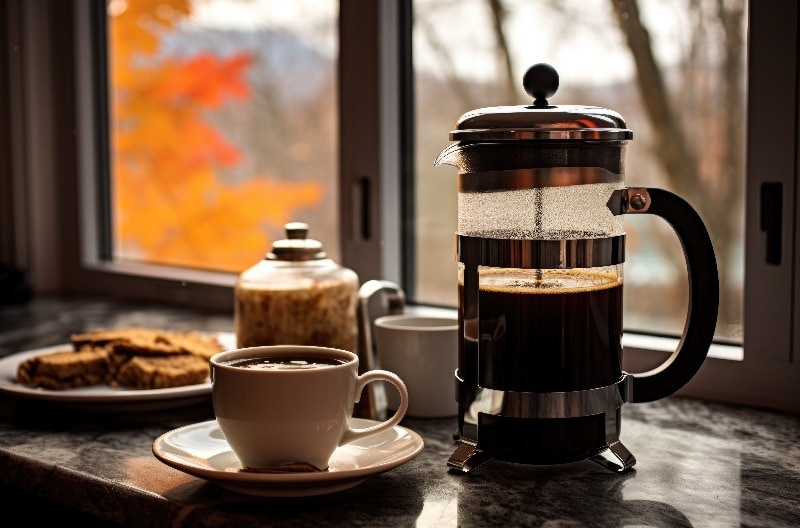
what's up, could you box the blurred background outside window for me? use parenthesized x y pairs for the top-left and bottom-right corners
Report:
(412, 0), (744, 343)
(107, 0), (340, 270)
(107, 0), (745, 343)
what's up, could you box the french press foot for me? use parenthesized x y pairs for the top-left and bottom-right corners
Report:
(590, 441), (636, 472)
(447, 408), (637, 474)
(447, 440), (636, 475)
(447, 440), (491, 474)
(447, 440), (635, 474)
(590, 406), (637, 472)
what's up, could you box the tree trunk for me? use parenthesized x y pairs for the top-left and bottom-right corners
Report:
(486, 0), (516, 102)
(608, 0), (703, 200)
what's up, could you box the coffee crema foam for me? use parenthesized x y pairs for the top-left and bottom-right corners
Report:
(468, 268), (623, 294)
(224, 356), (347, 371)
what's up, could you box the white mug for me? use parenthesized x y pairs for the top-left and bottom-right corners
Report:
(210, 345), (408, 470)
(374, 314), (459, 418)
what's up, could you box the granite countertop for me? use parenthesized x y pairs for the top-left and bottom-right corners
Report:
(0, 296), (798, 527)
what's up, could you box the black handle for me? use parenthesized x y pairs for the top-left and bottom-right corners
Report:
(614, 187), (719, 403)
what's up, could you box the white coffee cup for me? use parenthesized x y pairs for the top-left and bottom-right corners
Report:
(374, 314), (459, 418)
(210, 345), (409, 470)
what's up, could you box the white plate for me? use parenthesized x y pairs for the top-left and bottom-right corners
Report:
(152, 418), (425, 497)
(0, 332), (235, 412)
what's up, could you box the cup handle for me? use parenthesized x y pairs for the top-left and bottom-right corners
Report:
(354, 280), (405, 420)
(609, 187), (719, 402)
(341, 370), (409, 445)
(356, 279), (406, 373)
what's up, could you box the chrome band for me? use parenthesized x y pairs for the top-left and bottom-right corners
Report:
(457, 234), (625, 269)
(459, 167), (623, 192)
(449, 129), (633, 141)
(468, 375), (631, 419)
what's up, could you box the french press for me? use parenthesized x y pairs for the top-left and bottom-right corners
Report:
(435, 64), (718, 473)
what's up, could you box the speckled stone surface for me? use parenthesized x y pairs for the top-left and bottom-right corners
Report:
(0, 296), (798, 527)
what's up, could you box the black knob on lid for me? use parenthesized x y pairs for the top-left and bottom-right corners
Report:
(523, 63), (559, 107)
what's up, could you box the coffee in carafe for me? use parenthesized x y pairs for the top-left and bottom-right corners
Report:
(468, 267), (623, 393)
(438, 64), (719, 473)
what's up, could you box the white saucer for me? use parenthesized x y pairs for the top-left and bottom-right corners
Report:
(152, 418), (425, 497)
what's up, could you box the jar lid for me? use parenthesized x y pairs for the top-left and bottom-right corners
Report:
(267, 222), (327, 261)
(448, 63), (633, 142)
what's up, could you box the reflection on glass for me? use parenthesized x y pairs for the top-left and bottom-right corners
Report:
(413, 0), (745, 342)
(107, 0), (339, 273)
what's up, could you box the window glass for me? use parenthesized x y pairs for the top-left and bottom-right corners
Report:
(412, 0), (746, 343)
(107, 0), (339, 273)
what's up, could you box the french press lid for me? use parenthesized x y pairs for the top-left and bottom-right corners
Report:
(448, 63), (632, 142)
(267, 222), (327, 261)
(435, 64), (633, 180)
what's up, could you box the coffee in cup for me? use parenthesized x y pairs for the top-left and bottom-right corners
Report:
(210, 345), (409, 471)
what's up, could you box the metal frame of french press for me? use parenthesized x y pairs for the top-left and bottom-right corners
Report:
(448, 222), (636, 474)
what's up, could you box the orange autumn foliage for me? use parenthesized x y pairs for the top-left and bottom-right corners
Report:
(109, 0), (324, 272)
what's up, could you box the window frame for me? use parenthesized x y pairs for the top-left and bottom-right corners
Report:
(2, 0), (797, 413)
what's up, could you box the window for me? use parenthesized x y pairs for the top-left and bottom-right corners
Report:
(104, 0), (340, 274)
(2, 0), (797, 412)
(411, 0), (746, 345)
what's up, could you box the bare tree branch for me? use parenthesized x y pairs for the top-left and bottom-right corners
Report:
(414, 14), (478, 109)
(608, 0), (701, 200)
(486, 0), (516, 102)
